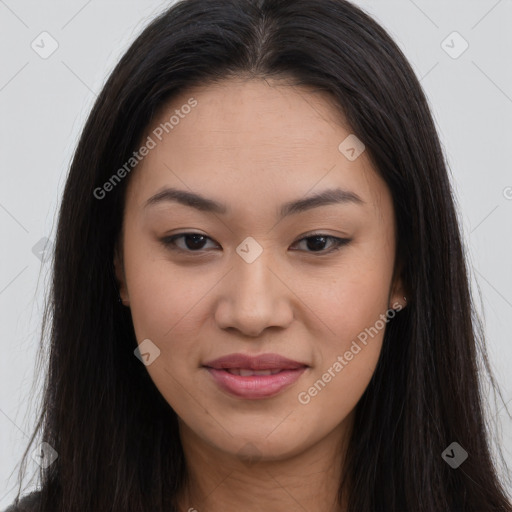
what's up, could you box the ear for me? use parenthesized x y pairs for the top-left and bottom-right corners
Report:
(389, 259), (407, 311)
(113, 241), (130, 307)
(389, 277), (407, 311)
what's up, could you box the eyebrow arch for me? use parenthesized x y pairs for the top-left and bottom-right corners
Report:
(144, 186), (364, 219)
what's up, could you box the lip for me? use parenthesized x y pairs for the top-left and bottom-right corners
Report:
(203, 353), (309, 399)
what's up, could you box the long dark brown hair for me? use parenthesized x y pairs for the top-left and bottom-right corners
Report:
(9, 0), (511, 510)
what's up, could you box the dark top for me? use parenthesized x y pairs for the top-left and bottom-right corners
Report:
(2, 492), (41, 512)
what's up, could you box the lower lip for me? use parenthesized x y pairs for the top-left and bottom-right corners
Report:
(205, 367), (307, 399)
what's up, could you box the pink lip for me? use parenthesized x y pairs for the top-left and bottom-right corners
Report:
(203, 353), (308, 399)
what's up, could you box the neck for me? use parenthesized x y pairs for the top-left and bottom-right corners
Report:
(175, 415), (352, 512)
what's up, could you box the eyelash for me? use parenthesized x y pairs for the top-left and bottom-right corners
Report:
(160, 232), (351, 255)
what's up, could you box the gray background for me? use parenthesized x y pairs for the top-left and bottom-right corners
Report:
(1, 0), (511, 506)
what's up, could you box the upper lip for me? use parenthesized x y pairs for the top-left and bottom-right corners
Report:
(203, 353), (308, 371)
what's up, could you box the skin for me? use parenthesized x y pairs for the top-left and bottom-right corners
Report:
(114, 77), (405, 511)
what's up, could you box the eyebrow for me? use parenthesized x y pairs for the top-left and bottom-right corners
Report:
(144, 186), (364, 219)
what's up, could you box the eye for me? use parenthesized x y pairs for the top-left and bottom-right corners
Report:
(161, 233), (218, 252)
(290, 233), (351, 254)
(160, 232), (351, 254)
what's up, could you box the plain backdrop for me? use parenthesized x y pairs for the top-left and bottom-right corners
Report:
(1, 0), (511, 506)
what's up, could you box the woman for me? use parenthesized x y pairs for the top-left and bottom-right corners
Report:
(5, 0), (511, 510)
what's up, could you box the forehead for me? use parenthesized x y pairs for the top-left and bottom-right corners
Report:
(126, 78), (390, 216)
(147, 77), (349, 160)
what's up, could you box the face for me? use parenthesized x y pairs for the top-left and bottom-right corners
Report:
(115, 77), (404, 463)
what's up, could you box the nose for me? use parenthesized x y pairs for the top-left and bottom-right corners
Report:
(214, 252), (294, 338)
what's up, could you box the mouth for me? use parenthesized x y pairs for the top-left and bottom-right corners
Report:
(220, 368), (284, 376)
(202, 353), (309, 399)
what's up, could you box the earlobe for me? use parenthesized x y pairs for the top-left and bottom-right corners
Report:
(389, 277), (408, 311)
(389, 256), (408, 311)
(389, 296), (407, 312)
(113, 246), (130, 307)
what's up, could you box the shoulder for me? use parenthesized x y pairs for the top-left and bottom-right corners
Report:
(2, 491), (41, 512)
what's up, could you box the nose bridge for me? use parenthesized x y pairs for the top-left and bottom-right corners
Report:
(235, 250), (274, 301)
(215, 243), (293, 336)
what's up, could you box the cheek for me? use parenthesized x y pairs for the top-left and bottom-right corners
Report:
(123, 236), (207, 341)
(124, 253), (212, 419)
(294, 283), (387, 422)
(295, 251), (393, 354)
(291, 251), (393, 425)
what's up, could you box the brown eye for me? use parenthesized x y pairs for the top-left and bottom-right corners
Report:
(290, 234), (351, 254)
(161, 233), (218, 252)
